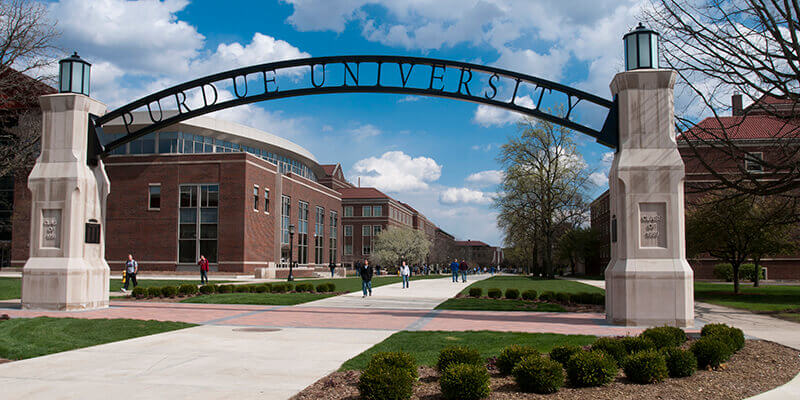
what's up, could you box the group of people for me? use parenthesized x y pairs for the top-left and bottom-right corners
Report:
(356, 259), (414, 297)
(120, 253), (211, 293)
(449, 258), (473, 283)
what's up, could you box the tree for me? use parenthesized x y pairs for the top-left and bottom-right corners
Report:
(496, 115), (594, 278)
(556, 227), (601, 276)
(646, 0), (800, 198)
(748, 198), (797, 287)
(370, 227), (431, 267)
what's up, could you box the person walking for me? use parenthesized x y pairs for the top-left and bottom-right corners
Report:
(400, 261), (410, 289)
(197, 255), (209, 284)
(449, 258), (459, 282)
(122, 254), (138, 292)
(360, 259), (373, 297)
(329, 261), (336, 278)
(459, 260), (468, 283)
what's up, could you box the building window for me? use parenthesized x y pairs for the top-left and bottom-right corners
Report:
(253, 185), (259, 211)
(344, 206), (353, 217)
(372, 205), (381, 216)
(362, 242), (371, 255)
(264, 189), (270, 213)
(148, 184), (161, 210)
(373, 225), (382, 236)
(745, 152), (764, 172)
(329, 211), (338, 263)
(315, 206), (324, 264)
(298, 201), (309, 264)
(362, 225), (371, 236)
(179, 184), (218, 264)
(362, 206), (372, 217)
(344, 244), (353, 255)
(281, 195), (291, 244)
(344, 225), (352, 237)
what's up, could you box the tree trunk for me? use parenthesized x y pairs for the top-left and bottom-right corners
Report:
(753, 257), (761, 288)
(732, 262), (740, 294)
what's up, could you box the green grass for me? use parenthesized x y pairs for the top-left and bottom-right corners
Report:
(293, 274), (446, 293)
(0, 317), (195, 360)
(453, 276), (604, 296)
(435, 298), (566, 312)
(0, 278), (21, 300)
(339, 330), (597, 371)
(180, 292), (335, 305)
(694, 282), (800, 313)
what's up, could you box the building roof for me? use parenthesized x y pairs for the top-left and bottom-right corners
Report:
(339, 187), (390, 199)
(321, 164), (339, 176)
(679, 115), (800, 141)
(455, 240), (491, 247)
(0, 67), (56, 110)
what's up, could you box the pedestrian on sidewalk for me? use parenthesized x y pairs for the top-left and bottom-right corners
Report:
(329, 261), (336, 278)
(122, 254), (138, 292)
(360, 259), (373, 297)
(459, 260), (468, 283)
(450, 259), (459, 282)
(198, 255), (209, 284)
(400, 261), (410, 289)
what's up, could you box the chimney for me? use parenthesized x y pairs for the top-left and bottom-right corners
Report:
(732, 93), (743, 116)
(358, 177), (361, 187)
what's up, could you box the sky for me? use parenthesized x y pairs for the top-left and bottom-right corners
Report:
(44, 0), (647, 246)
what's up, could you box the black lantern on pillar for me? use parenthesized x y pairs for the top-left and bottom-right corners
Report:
(288, 224), (295, 281)
(623, 23), (659, 71)
(59, 52), (91, 95)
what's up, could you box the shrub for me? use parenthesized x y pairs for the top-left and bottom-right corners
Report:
(713, 263), (733, 281)
(147, 287), (162, 297)
(591, 337), (627, 364)
(358, 363), (415, 400)
(437, 346), (483, 372)
(253, 284), (268, 293)
(555, 292), (572, 303)
(571, 292), (590, 304)
(622, 350), (668, 384)
(565, 350), (618, 387)
(235, 285), (251, 293)
(160, 286), (177, 298)
(690, 337), (733, 369)
(539, 291), (556, 302)
(740, 263), (756, 281)
(549, 345), (582, 366)
(701, 323), (745, 352)
(294, 282), (314, 292)
(521, 289), (537, 301)
(468, 287), (483, 298)
(178, 284), (198, 296)
(589, 293), (605, 305)
(640, 326), (687, 349)
(619, 336), (655, 355)
(286, 283), (294, 292)
(131, 286), (147, 298)
(662, 347), (697, 378)
(271, 283), (287, 293)
(513, 355), (564, 394)
(327, 283), (336, 292)
(367, 352), (417, 380)
(505, 288), (520, 300)
(496, 345), (538, 376)
(486, 288), (502, 299)
(199, 285), (215, 295)
(218, 284), (234, 293)
(440, 363), (491, 400)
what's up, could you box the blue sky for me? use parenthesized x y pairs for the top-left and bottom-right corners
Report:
(46, 0), (644, 245)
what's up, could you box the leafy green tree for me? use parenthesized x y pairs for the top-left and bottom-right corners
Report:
(370, 227), (431, 267)
(556, 227), (600, 275)
(748, 199), (797, 287)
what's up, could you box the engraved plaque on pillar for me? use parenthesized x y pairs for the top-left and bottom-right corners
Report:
(41, 209), (62, 248)
(639, 203), (666, 248)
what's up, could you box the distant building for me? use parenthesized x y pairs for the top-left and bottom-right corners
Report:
(454, 240), (503, 268)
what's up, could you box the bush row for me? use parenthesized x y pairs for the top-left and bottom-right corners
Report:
(130, 281), (337, 298)
(467, 287), (604, 305)
(712, 263), (763, 282)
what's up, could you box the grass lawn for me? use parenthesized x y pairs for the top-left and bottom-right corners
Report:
(0, 278), (21, 300)
(180, 292), (335, 305)
(0, 317), (194, 360)
(435, 298), (566, 312)
(293, 274), (446, 293)
(339, 330), (597, 371)
(694, 282), (800, 313)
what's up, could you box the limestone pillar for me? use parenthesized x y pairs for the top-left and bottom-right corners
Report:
(605, 69), (694, 327)
(21, 93), (110, 310)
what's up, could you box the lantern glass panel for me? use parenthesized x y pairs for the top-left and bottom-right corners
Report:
(637, 33), (651, 68)
(70, 62), (82, 93)
(626, 35), (637, 70)
(650, 34), (658, 68)
(60, 62), (71, 92)
(82, 64), (90, 95)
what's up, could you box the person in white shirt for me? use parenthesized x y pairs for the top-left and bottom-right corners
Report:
(400, 260), (410, 289)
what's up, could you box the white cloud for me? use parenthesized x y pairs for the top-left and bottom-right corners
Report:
(589, 172), (608, 187)
(466, 170), (504, 186)
(348, 124), (382, 141)
(601, 151), (614, 167)
(351, 151), (442, 192)
(439, 187), (494, 205)
(473, 95), (535, 127)
(189, 33), (310, 79)
(397, 95), (421, 103)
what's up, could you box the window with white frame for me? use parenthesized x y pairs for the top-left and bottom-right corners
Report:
(148, 184), (161, 210)
(264, 188), (270, 213)
(329, 211), (338, 263)
(298, 201), (309, 264)
(179, 184), (218, 263)
(362, 225), (371, 236)
(253, 185), (259, 211)
(362, 206), (372, 217)
(745, 152), (764, 172)
(281, 195), (291, 244)
(344, 206), (353, 217)
(344, 225), (352, 236)
(315, 206), (324, 264)
(344, 244), (353, 255)
(373, 225), (382, 236)
(372, 205), (381, 216)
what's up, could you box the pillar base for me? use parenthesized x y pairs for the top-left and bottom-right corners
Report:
(22, 257), (109, 311)
(605, 258), (694, 327)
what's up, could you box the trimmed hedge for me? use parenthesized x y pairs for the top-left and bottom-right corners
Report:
(147, 287), (162, 297)
(367, 352), (417, 380)
(662, 347), (697, 378)
(437, 346), (483, 372)
(218, 284), (234, 293)
(253, 284), (269, 293)
(513, 354), (564, 394)
(701, 323), (745, 352)
(358, 362), (415, 400)
(641, 326), (687, 349)
(295, 282), (315, 292)
(316, 283), (336, 293)
(690, 336), (733, 369)
(539, 291), (556, 302)
(234, 285), (251, 293)
(521, 290), (537, 301)
(713, 263), (757, 282)
(622, 350), (668, 384)
(549, 345), (582, 366)
(591, 337), (627, 364)
(178, 284), (198, 296)
(271, 283), (288, 293)
(468, 288), (483, 298)
(199, 284), (216, 295)
(131, 286), (147, 298)
(505, 288), (520, 300)
(440, 363), (491, 400)
(486, 288), (502, 299)
(619, 336), (655, 355)
(554, 292), (571, 304)
(565, 350), (618, 387)
(161, 286), (177, 297)
(496, 345), (538, 376)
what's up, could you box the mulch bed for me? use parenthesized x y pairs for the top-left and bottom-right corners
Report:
(452, 294), (604, 313)
(292, 340), (800, 400)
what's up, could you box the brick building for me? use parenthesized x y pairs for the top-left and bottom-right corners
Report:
(589, 95), (800, 279)
(454, 240), (504, 268)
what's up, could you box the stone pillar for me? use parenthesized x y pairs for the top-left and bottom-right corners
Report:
(21, 93), (110, 311)
(605, 69), (694, 327)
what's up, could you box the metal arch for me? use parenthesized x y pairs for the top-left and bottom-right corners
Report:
(89, 55), (618, 165)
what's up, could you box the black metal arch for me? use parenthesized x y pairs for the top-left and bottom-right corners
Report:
(89, 55), (618, 164)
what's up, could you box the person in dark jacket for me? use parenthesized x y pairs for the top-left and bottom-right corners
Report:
(360, 259), (373, 297)
(329, 262), (336, 278)
(198, 255), (209, 284)
(449, 259), (459, 282)
(459, 260), (468, 282)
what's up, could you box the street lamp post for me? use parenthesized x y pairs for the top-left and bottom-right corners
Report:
(288, 224), (295, 281)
